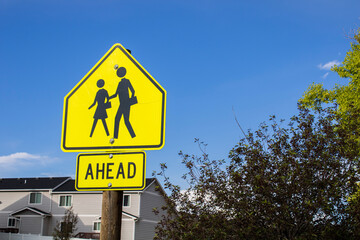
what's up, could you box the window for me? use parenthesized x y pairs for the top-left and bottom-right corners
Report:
(123, 195), (130, 207)
(93, 221), (101, 232)
(7, 218), (19, 228)
(29, 192), (42, 204)
(59, 195), (72, 207)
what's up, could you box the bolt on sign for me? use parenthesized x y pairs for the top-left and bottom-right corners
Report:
(61, 43), (166, 152)
(75, 152), (146, 191)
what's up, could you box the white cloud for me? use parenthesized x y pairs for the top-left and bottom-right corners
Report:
(318, 60), (340, 70)
(0, 152), (42, 164)
(0, 152), (56, 172)
(322, 72), (329, 79)
(0, 152), (61, 177)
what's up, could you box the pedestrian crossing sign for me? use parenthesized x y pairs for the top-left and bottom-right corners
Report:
(61, 43), (166, 152)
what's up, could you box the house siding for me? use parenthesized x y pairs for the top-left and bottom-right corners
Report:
(19, 216), (42, 234)
(0, 192), (29, 210)
(123, 192), (140, 217)
(0, 191), (52, 235)
(139, 183), (166, 221)
(45, 193), (103, 235)
(121, 219), (135, 240)
(0, 214), (9, 230)
(43, 217), (51, 235)
(45, 215), (101, 236)
(76, 215), (99, 233)
(135, 221), (158, 240)
(135, 183), (166, 240)
(50, 193), (102, 216)
(0, 191), (52, 213)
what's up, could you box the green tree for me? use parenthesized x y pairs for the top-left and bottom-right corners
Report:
(299, 28), (360, 145)
(299, 28), (360, 236)
(347, 183), (360, 238)
(53, 206), (79, 240)
(154, 106), (360, 240)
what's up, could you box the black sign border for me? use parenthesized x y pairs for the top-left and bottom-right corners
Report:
(62, 44), (166, 151)
(75, 151), (146, 191)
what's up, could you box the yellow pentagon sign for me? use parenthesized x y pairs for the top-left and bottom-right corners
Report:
(75, 152), (146, 191)
(61, 43), (166, 152)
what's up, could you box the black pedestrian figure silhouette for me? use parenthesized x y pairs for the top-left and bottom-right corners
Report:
(109, 67), (137, 139)
(89, 79), (111, 137)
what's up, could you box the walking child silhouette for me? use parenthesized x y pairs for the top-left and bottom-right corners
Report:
(88, 79), (111, 137)
(109, 67), (136, 139)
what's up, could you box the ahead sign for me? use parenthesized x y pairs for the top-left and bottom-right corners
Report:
(61, 43), (166, 152)
(75, 152), (146, 191)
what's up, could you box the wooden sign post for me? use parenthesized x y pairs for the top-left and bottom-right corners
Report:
(100, 191), (123, 240)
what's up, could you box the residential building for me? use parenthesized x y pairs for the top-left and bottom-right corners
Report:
(0, 177), (166, 239)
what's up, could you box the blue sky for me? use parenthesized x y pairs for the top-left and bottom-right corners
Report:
(0, 0), (359, 187)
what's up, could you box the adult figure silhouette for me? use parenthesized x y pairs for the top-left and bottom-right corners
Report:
(89, 79), (110, 137)
(109, 67), (136, 139)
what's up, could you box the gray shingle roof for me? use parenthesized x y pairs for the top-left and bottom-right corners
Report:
(0, 177), (156, 192)
(0, 177), (71, 190)
(53, 178), (156, 192)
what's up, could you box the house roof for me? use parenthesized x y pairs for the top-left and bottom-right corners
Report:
(145, 178), (156, 188)
(99, 211), (139, 220)
(0, 177), (71, 190)
(53, 178), (157, 192)
(10, 207), (51, 216)
(122, 211), (139, 220)
(0, 176), (158, 192)
(52, 178), (78, 192)
(0, 176), (160, 194)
